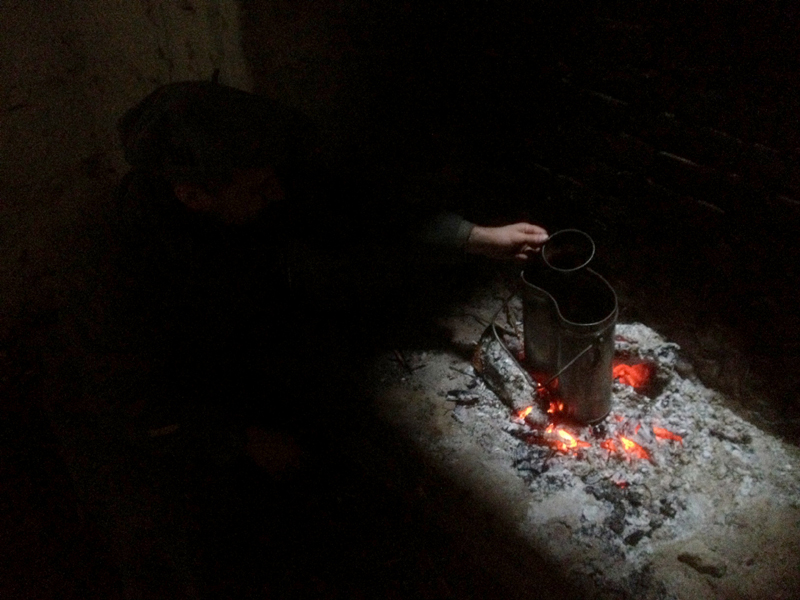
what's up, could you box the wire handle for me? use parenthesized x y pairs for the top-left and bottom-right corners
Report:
(489, 292), (598, 394)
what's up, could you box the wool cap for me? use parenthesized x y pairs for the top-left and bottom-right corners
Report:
(118, 80), (306, 183)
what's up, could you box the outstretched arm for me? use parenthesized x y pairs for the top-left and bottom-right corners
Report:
(465, 222), (549, 261)
(416, 213), (548, 262)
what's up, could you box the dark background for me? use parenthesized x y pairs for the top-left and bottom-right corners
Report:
(244, 0), (800, 429)
(2, 0), (800, 597)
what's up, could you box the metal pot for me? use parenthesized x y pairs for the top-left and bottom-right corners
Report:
(521, 256), (617, 424)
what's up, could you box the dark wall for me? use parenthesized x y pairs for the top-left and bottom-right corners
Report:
(508, 0), (800, 422)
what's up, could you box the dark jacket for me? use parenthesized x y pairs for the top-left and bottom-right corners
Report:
(48, 82), (476, 432)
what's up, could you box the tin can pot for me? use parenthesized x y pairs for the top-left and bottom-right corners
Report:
(521, 260), (618, 424)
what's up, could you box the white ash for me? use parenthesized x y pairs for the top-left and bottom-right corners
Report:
(472, 322), (547, 423)
(470, 322), (800, 557)
(370, 310), (800, 598)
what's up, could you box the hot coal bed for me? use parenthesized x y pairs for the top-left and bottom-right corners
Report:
(480, 315), (782, 553)
(367, 280), (800, 599)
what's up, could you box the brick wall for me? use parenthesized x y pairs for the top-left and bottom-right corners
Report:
(506, 0), (800, 417)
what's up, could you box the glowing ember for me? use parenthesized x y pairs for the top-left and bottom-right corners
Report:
(532, 373), (558, 399)
(620, 436), (650, 460)
(554, 429), (591, 452)
(653, 426), (683, 444)
(613, 363), (653, 388)
(517, 406), (534, 420)
(509, 405), (660, 461)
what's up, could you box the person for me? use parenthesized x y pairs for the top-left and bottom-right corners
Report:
(45, 79), (549, 598)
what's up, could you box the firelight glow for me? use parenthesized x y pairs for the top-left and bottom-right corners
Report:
(613, 363), (653, 388)
(554, 429), (591, 452)
(517, 406), (533, 419)
(511, 406), (661, 461)
(620, 436), (650, 460)
(600, 439), (617, 452)
(653, 426), (683, 444)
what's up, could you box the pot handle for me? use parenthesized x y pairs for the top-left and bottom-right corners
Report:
(489, 292), (600, 391)
(488, 292), (538, 390)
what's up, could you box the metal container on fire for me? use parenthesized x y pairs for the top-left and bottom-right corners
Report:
(521, 230), (617, 424)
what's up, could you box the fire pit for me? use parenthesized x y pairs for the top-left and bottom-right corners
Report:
(365, 281), (800, 599)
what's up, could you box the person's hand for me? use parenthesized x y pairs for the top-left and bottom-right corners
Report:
(465, 222), (549, 261)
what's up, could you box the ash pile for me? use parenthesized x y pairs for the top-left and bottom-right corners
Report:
(370, 286), (800, 598)
(462, 315), (800, 565)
